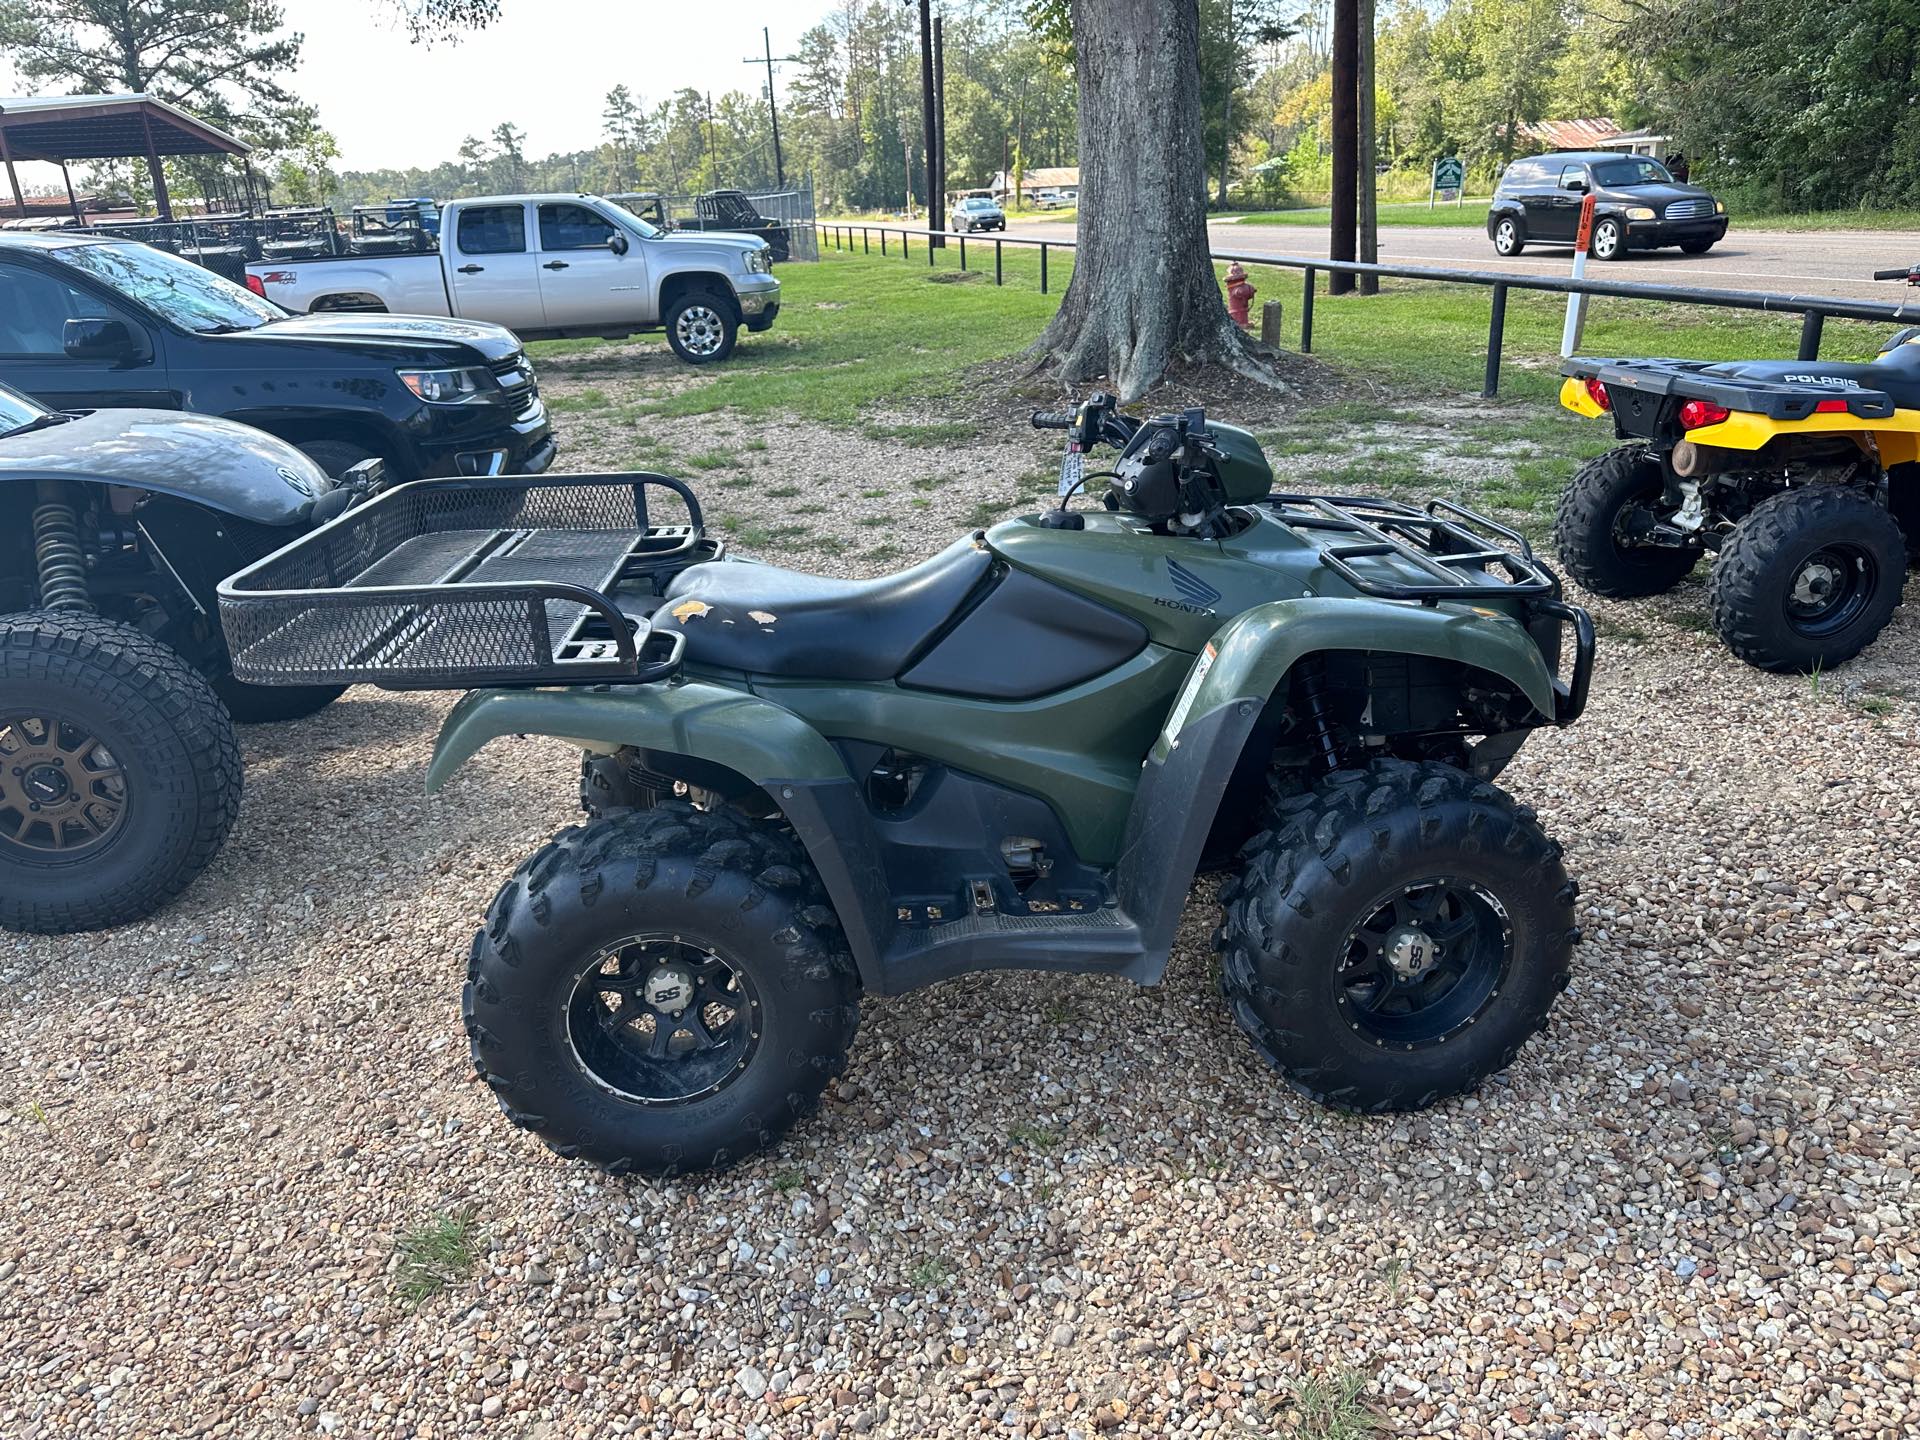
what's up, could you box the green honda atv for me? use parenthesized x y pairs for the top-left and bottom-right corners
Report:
(219, 395), (1595, 1176)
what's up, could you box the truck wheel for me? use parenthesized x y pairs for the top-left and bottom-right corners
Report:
(464, 804), (861, 1175)
(1553, 444), (1700, 597)
(665, 291), (738, 364)
(212, 675), (347, 724)
(295, 440), (376, 479)
(1218, 759), (1576, 1113)
(1491, 216), (1525, 257)
(0, 613), (242, 934)
(1707, 486), (1907, 672)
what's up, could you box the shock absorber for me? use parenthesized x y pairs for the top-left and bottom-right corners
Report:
(1294, 656), (1344, 773)
(32, 481), (93, 613)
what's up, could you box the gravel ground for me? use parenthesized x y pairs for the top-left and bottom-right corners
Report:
(3, 362), (1918, 1440)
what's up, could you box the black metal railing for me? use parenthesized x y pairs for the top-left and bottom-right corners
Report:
(815, 221), (1920, 398)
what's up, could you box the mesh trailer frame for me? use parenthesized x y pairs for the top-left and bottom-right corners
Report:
(217, 473), (716, 691)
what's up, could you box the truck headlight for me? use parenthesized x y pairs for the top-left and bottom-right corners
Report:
(743, 246), (771, 275)
(1626, 206), (1656, 221)
(1715, 199), (1727, 214)
(397, 366), (498, 404)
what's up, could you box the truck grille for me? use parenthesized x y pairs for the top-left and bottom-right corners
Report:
(490, 355), (539, 418)
(1663, 198), (1713, 221)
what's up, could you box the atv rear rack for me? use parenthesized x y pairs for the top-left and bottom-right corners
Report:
(1562, 357), (1899, 421)
(1262, 493), (1558, 602)
(218, 474), (716, 690)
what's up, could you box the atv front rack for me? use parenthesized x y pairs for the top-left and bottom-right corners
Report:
(218, 474), (716, 690)
(1262, 493), (1558, 602)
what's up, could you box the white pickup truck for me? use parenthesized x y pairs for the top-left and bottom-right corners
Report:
(245, 193), (780, 363)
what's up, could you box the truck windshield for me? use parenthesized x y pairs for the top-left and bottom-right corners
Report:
(48, 240), (287, 333)
(598, 200), (663, 240)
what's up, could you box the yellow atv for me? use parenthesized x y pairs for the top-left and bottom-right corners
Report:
(1555, 276), (1920, 671)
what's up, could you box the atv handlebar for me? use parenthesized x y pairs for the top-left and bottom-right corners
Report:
(1031, 410), (1075, 429)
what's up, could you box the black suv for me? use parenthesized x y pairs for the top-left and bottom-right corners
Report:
(0, 232), (555, 480)
(1487, 153), (1727, 261)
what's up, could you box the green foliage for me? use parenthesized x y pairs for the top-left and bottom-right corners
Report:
(394, 1209), (481, 1307)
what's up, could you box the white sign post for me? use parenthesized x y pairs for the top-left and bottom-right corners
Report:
(1560, 193), (1597, 357)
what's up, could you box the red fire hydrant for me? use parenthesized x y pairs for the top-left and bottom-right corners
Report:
(1224, 262), (1256, 328)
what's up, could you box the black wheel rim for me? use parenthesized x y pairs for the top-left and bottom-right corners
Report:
(1784, 543), (1876, 636)
(1335, 879), (1513, 1049)
(0, 711), (128, 859)
(564, 935), (762, 1106)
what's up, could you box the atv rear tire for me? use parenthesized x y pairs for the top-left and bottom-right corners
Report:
(1708, 486), (1907, 672)
(1218, 759), (1576, 1113)
(1553, 444), (1700, 597)
(0, 612), (242, 934)
(213, 675), (347, 724)
(464, 804), (860, 1175)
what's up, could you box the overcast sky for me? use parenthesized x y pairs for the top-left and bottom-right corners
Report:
(2, 0), (827, 183)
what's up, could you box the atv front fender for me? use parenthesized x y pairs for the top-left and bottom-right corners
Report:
(424, 682), (849, 794)
(1152, 596), (1559, 764)
(1114, 597), (1560, 979)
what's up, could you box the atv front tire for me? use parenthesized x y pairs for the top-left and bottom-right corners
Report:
(1708, 486), (1907, 672)
(0, 612), (242, 934)
(465, 804), (860, 1175)
(1553, 444), (1700, 597)
(1219, 760), (1576, 1112)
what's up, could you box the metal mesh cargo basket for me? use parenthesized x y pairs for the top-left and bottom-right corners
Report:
(218, 473), (714, 690)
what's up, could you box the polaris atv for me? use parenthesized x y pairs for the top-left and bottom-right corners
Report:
(218, 396), (1595, 1175)
(1556, 265), (1920, 672)
(0, 381), (368, 934)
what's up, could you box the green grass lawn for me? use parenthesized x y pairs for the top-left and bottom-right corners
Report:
(1230, 200), (1490, 228)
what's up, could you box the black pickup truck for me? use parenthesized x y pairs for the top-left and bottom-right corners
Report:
(0, 231), (555, 480)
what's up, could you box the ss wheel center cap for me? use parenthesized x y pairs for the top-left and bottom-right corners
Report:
(642, 964), (696, 1016)
(1793, 561), (1839, 606)
(1384, 925), (1440, 980)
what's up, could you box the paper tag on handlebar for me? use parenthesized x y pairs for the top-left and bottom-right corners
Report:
(1058, 446), (1084, 498)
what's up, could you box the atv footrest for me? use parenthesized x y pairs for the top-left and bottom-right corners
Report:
(218, 473), (716, 690)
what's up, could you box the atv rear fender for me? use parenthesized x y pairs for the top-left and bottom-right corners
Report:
(1111, 596), (1567, 978)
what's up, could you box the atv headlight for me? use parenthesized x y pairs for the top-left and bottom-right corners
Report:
(1626, 206), (1656, 221)
(396, 366), (498, 405)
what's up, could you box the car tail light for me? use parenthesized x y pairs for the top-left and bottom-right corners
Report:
(1814, 398), (1849, 413)
(1584, 377), (1612, 411)
(244, 273), (267, 297)
(1678, 399), (1731, 430)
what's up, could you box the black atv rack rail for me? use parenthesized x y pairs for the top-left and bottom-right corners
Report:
(218, 474), (717, 690)
(1262, 493), (1559, 602)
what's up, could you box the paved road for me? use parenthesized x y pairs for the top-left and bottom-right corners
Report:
(1008, 218), (1920, 304)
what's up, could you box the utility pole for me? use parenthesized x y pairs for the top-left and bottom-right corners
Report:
(933, 13), (947, 218)
(1329, 0), (1357, 296)
(917, 0), (942, 246)
(744, 26), (800, 190)
(704, 92), (718, 187)
(1357, 0), (1378, 294)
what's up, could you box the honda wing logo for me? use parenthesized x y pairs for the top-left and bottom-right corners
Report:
(1160, 558), (1221, 616)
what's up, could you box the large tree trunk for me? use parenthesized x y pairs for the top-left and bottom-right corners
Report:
(1028, 0), (1262, 402)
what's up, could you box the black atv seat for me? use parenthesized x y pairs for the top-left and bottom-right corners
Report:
(1703, 348), (1920, 411)
(658, 538), (993, 680)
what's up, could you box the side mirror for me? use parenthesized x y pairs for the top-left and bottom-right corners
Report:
(608, 231), (629, 256)
(1563, 178), (1588, 193)
(64, 316), (140, 363)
